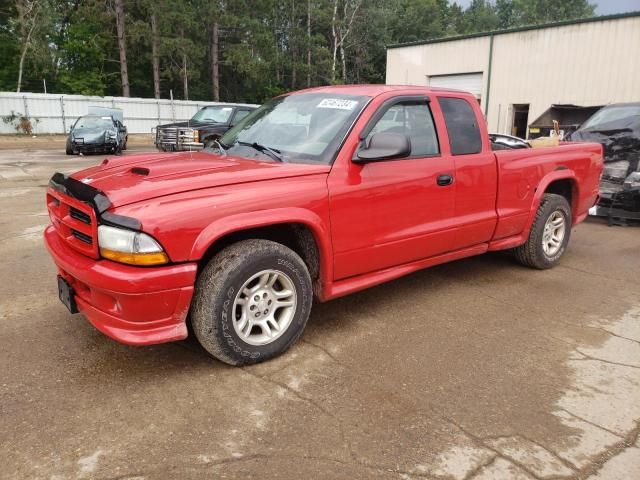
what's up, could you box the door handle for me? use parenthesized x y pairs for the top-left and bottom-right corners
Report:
(437, 174), (454, 186)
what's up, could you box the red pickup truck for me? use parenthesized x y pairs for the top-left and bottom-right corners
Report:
(45, 85), (603, 365)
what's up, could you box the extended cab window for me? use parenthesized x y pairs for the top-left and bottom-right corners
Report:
(367, 102), (439, 156)
(439, 97), (482, 155)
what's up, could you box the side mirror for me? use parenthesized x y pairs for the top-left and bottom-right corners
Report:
(354, 132), (411, 163)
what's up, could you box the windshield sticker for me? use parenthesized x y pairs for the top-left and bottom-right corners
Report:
(221, 107), (233, 111)
(317, 98), (358, 110)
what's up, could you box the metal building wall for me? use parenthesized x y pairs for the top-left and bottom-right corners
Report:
(386, 13), (640, 136)
(386, 36), (490, 97)
(0, 93), (252, 135)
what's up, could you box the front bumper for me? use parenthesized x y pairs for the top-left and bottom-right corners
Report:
(72, 140), (117, 154)
(44, 225), (197, 345)
(593, 188), (640, 222)
(154, 127), (203, 151)
(155, 141), (204, 152)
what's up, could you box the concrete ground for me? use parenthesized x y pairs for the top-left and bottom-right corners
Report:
(1, 140), (639, 480)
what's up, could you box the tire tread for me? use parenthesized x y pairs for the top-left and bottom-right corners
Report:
(513, 193), (571, 270)
(192, 239), (311, 365)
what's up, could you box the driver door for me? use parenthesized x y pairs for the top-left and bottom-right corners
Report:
(328, 96), (457, 280)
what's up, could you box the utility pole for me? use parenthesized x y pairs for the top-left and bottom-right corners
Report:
(210, 22), (219, 101)
(291, 0), (296, 89)
(181, 28), (188, 100)
(307, 0), (311, 87)
(151, 12), (160, 99)
(114, 0), (130, 97)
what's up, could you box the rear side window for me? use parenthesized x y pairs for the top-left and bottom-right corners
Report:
(439, 97), (482, 155)
(233, 109), (251, 123)
(367, 102), (439, 157)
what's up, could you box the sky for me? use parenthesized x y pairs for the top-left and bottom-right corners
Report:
(452, 0), (640, 15)
(593, 0), (640, 14)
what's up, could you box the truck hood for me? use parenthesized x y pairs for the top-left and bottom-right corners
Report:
(71, 151), (330, 208)
(157, 120), (224, 129)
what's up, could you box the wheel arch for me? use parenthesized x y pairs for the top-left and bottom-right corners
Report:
(200, 131), (223, 145)
(190, 209), (333, 294)
(543, 177), (579, 219)
(526, 170), (580, 233)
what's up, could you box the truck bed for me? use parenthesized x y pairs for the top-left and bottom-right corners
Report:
(491, 142), (603, 245)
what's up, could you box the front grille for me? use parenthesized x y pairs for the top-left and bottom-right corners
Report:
(157, 127), (178, 143)
(70, 207), (91, 225)
(71, 229), (93, 244)
(156, 126), (201, 150)
(177, 128), (196, 143)
(47, 190), (99, 258)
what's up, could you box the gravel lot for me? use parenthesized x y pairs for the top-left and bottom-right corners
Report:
(1, 139), (639, 479)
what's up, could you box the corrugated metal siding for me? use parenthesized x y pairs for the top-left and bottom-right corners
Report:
(386, 15), (640, 135)
(0, 92), (256, 134)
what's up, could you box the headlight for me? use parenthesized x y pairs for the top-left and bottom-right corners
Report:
(105, 131), (117, 139)
(624, 172), (640, 190)
(98, 225), (169, 266)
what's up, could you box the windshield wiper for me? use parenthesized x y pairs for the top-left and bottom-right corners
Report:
(237, 141), (283, 162)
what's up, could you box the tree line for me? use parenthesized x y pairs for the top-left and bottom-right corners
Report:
(0, 0), (595, 104)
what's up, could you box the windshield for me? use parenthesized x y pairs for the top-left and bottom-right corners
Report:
(581, 105), (640, 130)
(74, 116), (113, 129)
(218, 93), (369, 164)
(191, 106), (235, 123)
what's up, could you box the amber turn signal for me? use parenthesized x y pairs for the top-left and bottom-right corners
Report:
(100, 248), (169, 266)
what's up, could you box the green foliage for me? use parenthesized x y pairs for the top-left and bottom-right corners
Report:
(507, 0), (595, 25)
(56, 20), (109, 95)
(0, 0), (597, 102)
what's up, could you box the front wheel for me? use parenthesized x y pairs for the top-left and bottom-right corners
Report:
(192, 239), (313, 365)
(513, 193), (572, 269)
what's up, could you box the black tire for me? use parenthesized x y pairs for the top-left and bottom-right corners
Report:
(122, 136), (128, 150)
(192, 239), (313, 365)
(513, 193), (572, 269)
(65, 138), (75, 155)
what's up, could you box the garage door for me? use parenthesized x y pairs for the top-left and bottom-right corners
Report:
(428, 73), (483, 98)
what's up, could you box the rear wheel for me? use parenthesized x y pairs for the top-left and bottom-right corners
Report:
(192, 239), (313, 365)
(513, 193), (572, 269)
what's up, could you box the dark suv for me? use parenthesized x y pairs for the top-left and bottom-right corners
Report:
(154, 103), (257, 151)
(568, 102), (640, 223)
